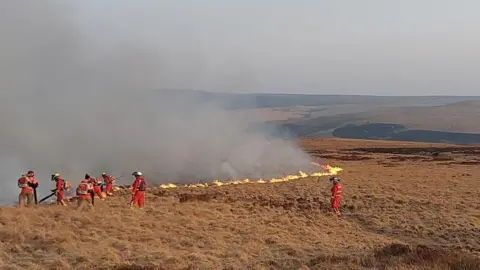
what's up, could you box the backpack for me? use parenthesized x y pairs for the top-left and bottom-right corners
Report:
(18, 176), (29, 188)
(138, 179), (147, 191)
(77, 182), (90, 195)
(63, 181), (71, 191)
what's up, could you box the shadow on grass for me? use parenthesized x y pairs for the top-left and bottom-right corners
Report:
(306, 243), (480, 269)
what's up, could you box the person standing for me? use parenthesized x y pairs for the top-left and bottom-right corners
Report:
(17, 171), (38, 207)
(52, 173), (67, 206)
(329, 177), (343, 216)
(129, 172), (146, 209)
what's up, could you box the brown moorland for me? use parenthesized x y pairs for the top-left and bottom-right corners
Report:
(1, 138), (479, 270)
(231, 106), (319, 122)
(356, 101), (480, 133)
(238, 100), (480, 133)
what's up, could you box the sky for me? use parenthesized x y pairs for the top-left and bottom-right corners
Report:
(2, 0), (479, 95)
(68, 0), (480, 96)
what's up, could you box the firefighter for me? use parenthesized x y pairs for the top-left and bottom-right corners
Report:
(76, 179), (94, 211)
(85, 174), (105, 200)
(52, 173), (67, 206)
(17, 171), (38, 207)
(330, 177), (343, 216)
(101, 172), (115, 196)
(129, 171), (146, 209)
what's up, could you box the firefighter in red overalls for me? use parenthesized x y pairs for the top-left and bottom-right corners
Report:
(52, 173), (67, 206)
(85, 174), (105, 200)
(330, 177), (343, 216)
(130, 171), (147, 209)
(76, 179), (94, 211)
(17, 170), (38, 207)
(101, 172), (115, 196)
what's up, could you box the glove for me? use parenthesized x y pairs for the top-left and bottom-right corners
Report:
(33, 182), (39, 188)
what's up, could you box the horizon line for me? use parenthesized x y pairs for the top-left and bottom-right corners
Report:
(152, 89), (480, 98)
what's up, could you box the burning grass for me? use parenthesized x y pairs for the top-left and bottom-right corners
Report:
(0, 138), (479, 269)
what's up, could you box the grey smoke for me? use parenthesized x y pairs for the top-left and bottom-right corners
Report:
(0, 1), (319, 203)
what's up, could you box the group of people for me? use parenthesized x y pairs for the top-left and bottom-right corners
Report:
(18, 170), (342, 214)
(18, 171), (148, 210)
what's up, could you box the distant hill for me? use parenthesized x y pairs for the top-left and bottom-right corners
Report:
(152, 89), (480, 110)
(355, 100), (480, 133)
(272, 99), (480, 133)
(152, 90), (480, 144)
(331, 123), (480, 144)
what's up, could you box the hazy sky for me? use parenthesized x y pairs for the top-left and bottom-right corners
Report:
(5, 0), (480, 95)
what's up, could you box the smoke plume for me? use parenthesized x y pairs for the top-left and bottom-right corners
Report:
(0, 1), (316, 203)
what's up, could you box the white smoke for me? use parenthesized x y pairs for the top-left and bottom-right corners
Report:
(0, 1), (317, 204)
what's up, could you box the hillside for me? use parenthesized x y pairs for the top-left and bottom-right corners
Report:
(266, 100), (480, 144)
(151, 90), (480, 143)
(153, 89), (480, 110)
(2, 138), (479, 269)
(331, 123), (480, 144)
(324, 101), (480, 143)
(356, 100), (480, 133)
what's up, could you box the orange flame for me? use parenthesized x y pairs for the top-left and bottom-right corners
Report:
(155, 164), (343, 189)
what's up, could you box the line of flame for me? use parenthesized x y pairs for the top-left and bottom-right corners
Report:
(155, 164), (343, 189)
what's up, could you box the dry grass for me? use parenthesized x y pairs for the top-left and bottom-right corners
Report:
(1, 138), (480, 269)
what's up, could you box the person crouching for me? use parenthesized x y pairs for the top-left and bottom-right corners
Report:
(101, 172), (116, 196)
(85, 174), (105, 200)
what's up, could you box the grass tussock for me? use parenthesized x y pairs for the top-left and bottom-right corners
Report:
(372, 243), (480, 269)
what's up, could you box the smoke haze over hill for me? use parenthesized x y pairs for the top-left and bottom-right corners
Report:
(0, 1), (317, 203)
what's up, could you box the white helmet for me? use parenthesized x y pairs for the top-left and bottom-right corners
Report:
(132, 171), (143, 176)
(329, 177), (340, 183)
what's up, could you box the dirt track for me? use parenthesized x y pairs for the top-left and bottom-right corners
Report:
(1, 138), (479, 269)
